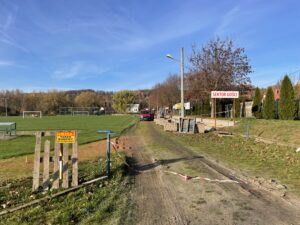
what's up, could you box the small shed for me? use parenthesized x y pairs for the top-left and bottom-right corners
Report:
(0, 122), (17, 136)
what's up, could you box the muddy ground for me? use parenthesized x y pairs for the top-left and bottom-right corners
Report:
(123, 122), (300, 225)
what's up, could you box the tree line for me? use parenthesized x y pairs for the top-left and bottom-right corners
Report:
(252, 75), (300, 120)
(148, 37), (300, 120)
(0, 89), (112, 115)
(2, 37), (298, 118)
(0, 89), (151, 116)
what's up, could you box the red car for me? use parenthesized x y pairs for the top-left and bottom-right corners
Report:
(139, 110), (154, 121)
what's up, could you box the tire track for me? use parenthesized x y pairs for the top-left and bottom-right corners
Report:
(125, 122), (300, 225)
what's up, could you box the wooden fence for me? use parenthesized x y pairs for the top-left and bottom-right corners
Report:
(32, 131), (78, 192)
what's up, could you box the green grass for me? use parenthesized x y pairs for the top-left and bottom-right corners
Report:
(139, 122), (300, 196)
(0, 115), (138, 159)
(225, 118), (300, 146)
(171, 132), (300, 195)
(0, 154), (131, 225)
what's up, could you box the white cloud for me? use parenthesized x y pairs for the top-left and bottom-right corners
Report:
(0, 5), (27, 52)
(0, 37), (27, 52)
(31, 2), (213, 53)
(0, 60), (14, 66)
(53, 62), (83, 80)
(52, 62), (108, 80)
(2, 13), (16, 32)
(214, 6), (240, 36)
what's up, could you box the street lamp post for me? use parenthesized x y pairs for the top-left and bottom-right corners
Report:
(166, 47), (185, 118)
(180, 48), (184, 118)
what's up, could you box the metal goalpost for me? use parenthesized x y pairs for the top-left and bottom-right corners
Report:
(59, 107), (100, 115)
(22, 111), (42, 118)
(72, 111), (90, 116)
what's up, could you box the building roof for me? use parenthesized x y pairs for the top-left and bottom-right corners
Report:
(273, 88), (280, 100)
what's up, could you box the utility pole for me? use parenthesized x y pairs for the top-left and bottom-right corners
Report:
(1, 98), (8, 116)
(180, 47), (185, 118)
(5, 98), (7, 117)
(166, 47), (185, 118)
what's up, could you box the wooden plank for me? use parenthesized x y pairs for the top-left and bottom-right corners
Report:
(62, 143), (69, 188)
(71, 131), (78, 187)
(52, 142), (60, 189)
(42, 140), (50, 190)
(0, 176), (108, 217)
(32, 132), (41, 192)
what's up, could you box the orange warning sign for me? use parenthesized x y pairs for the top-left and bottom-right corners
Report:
(56, 131), (76, 144)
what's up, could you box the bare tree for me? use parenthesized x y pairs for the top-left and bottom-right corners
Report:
(75, 91), (100, 107)
(149, 74), (180, 109)
(189, 37), (252, 93)
(41, 90), (69, 115)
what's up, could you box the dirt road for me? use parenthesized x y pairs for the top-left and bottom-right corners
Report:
(123, 122), (300, 225)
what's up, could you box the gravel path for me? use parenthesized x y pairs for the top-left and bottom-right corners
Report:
(123, 122), (300, 225)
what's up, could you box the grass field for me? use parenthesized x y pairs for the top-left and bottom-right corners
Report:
(0, 115), (138, 159)
(0, 116), (135, 224)
(168, 130), (300, 196)
(224, 118), (300, 146)
(0, 155), (131, 224)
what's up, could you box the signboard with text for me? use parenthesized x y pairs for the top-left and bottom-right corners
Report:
(211, 91), (239, 99)
(56, 131), (76, 144)
(172, 102), (191, 110)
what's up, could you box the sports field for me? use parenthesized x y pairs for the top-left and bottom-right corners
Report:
(0, 115), (138, 159)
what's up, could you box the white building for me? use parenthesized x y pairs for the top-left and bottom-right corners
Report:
(127, 104), (140, 113)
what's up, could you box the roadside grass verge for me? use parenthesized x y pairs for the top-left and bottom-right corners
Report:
(148, 123), (300, 196)
(0, 154), (131, 225)
(224, 118), (300, 146)
(0, 115), (138, 159)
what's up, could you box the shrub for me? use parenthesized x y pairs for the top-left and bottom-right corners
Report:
(234, 98), (241, 118)
(252, 87), (262, 118)
(263, 87), (276, 119)
(279, 75), (295, 120)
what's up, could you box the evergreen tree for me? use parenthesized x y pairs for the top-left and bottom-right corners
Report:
(234, 98), (241, 118)
(263, 87), (276, 119)
(252, 87), (262, 118)
(279, 75), (295, 120)
(295, 99), (299, 120)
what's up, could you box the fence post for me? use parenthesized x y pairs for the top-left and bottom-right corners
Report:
(52, 142), (60, 189)
(246, 122), (250, 141)
(97, 130), (112, 177)
(107, 131), (111, 177)
(71, 131), (78, 187)
(42, 140), (50, 190)
(62, 144), (69, 188)
(32, 132), (42, 192)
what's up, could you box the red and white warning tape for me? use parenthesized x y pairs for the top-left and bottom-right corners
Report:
(111, 140), (238, 184)
(164, 170), (239, 184)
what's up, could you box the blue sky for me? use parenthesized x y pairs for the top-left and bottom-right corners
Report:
(0, 0), (300, 92)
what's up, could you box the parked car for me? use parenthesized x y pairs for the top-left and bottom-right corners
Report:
(139, 110), (154, 121)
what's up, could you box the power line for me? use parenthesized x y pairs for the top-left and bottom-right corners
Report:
(288, 68), (300, 75)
